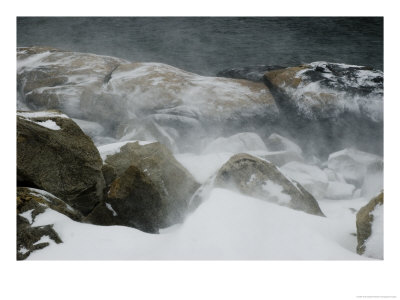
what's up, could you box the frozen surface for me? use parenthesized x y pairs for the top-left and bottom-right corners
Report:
(27, 188), (370, 260)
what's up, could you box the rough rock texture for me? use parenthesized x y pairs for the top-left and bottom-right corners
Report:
(18, 47), (279, 152)
(17, 187), (82, 260)
(85, 165), (164, 233)
(356, 192), (384, 255)
(263, 62), (383, 157)
(213, 153), (325, 216)
(17, 111), (105, 215)
(97, 141), (200, 229)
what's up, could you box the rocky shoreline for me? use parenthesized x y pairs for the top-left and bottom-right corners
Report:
(17, 47), (384, 260)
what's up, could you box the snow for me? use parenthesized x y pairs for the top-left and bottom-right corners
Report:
(97, 140), (156, 161)
(261, 181), (291, 205)
(27, 188), (370, 260)
(363, 204), (384, 259)
(17, 111), (69, 119)
(19, 209), (34, 224)
(33, 235), (55, 246)
(175, 152), (233, 183)
(34, 120), (61, 130)
(18, 247), (29, 255)
(105, 203), (118, 216)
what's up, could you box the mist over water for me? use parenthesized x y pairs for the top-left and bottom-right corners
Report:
(17, 17), (383, 75)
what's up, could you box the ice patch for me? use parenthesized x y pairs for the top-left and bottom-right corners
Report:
(105, 203), (118, 217)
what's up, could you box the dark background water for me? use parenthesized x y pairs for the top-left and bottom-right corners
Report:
(17, 17), (383, 75)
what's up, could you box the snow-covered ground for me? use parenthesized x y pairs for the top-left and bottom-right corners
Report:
(28, 187), (371, 260)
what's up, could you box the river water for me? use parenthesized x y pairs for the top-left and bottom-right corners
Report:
(17, 17), (383, 75)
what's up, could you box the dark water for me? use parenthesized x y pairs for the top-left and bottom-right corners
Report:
(17, 17), (383, 75)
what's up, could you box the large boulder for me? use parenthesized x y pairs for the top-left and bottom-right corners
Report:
(17, 110), (105, 215)
(263, 62), (383, 156)
(212, 153), (325, 216)
(356, 192), (384, 258)
(87, 141), (200, 231)
(18, 47), (279, 152)
(85, 165), (164, 233)
(17, 187), (82, 260)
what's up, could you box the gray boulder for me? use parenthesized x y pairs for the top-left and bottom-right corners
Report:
(213, 153), (325, 216)
(17, 110), (105, 215)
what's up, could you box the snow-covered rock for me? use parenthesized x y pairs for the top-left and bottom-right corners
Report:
(202, 132), (268, 154)
(356, 192), (383, 259)
(264, 62), (383, 122)
(18, 46), (279, 152)
(264, 62), (383, 157)
(280, 161), (328, 200)
(327, 148), (383, 187)
(212, 153), (325, 216)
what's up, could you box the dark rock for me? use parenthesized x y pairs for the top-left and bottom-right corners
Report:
(91, 141), (200, 230)
(356, 192), (384, 255)
(17, 187), (82, 260)
(85, 165), (164, 233)
(17, 111), (105, 215)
